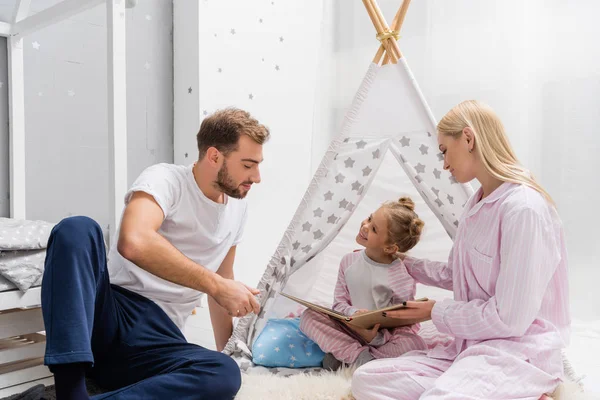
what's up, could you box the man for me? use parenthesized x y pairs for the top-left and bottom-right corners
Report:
(40, 108), (269, 399)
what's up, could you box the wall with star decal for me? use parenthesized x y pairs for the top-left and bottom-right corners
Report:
(0, 0), (173, 236)
(173, 0), (325, 286)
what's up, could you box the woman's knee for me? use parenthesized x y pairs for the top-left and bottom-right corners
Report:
(351, 364), (371, 399)
(351, 362), (424, 400)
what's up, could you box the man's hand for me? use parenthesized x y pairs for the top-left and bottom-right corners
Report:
(213, 277), (260, 317)
(345, 323), (381, 343)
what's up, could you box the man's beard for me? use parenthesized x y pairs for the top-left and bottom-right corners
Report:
(214, 160), (248, 199)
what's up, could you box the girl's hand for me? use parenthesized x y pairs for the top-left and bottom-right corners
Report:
(353, 309), (370, 315)
(383, 300), (436, 321)
(345, 323), (381, 343)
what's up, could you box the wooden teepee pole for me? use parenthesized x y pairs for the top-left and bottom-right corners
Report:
(372, 1), (402, 59)
(396, 0), (411, 30)
(380, 12), (401, 65)
(382, 0), (411, 64)
(363, 0), (399, 64)
(367, 0), (411, 65)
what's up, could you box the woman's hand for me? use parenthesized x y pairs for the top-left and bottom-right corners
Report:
(383, 300), (436, 321)
(353, 309), (370, 315)
(345, 323), (381, 343)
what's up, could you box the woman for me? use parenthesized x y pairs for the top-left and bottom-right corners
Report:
(351, 100), (570, 400)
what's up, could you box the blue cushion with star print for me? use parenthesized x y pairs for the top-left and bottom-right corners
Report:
(251, 318), (326, 368)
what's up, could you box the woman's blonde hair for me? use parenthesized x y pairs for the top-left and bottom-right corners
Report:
(437, 100), (554, 205)
(382, 197), (424, 253)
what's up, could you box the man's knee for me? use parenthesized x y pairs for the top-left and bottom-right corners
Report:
(202, 352), (241, 399)
(52, 216), (102, 241)
(50, 216), (104, 250)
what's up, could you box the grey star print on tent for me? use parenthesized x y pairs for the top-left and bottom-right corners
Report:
(224, 15), (474, 366)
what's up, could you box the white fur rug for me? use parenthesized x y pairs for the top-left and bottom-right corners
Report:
(234, 368), (591, 400)
(235, 367), (355, 400)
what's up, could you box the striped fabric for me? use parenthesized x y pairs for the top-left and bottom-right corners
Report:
(333, 251), (418, 315)
(299, 250), (427, 364)
(351, 183), (570, 399)
(299, 309), (426, 363)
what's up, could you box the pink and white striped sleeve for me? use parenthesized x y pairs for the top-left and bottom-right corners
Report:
(403, 251), (453, 290)
(332, 254), (357, 316)
(432, 207), (561, 340)
(389, 262), (418, 305)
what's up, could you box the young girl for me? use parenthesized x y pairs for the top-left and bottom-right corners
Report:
(299, 197), (428, 370)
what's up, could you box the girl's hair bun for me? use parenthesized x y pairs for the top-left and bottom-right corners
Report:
(398, 197), (415, 211)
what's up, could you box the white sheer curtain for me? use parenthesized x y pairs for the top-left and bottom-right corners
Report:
(311, 0), (600, 321)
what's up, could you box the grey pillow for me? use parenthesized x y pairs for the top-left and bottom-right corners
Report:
(0, 249), (46, 291)
(0, 217), (55, 250)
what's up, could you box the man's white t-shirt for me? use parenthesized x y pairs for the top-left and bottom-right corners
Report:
(107, 163), (247, 330)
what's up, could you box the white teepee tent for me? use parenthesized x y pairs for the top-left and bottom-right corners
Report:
(224, 0), (474, 366)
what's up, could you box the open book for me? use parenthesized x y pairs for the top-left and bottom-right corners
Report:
(280, 292), (430, 329)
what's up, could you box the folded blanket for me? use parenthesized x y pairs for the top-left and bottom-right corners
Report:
(0, 274), (16, 291)
(0, 217), (55, 292)
(0, 217), (55, 250)
(0, 249), (46, 291)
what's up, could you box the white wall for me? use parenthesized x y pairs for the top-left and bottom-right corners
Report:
(0, 0), (174, 239)
(173, 1), (324, 287)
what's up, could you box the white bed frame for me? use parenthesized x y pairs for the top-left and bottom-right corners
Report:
(0, 0), (133, 396)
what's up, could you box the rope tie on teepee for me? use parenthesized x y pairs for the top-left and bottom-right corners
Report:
(376, 29), (400, 42)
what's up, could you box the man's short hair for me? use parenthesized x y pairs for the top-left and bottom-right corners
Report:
(197, 108), (270, 159)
